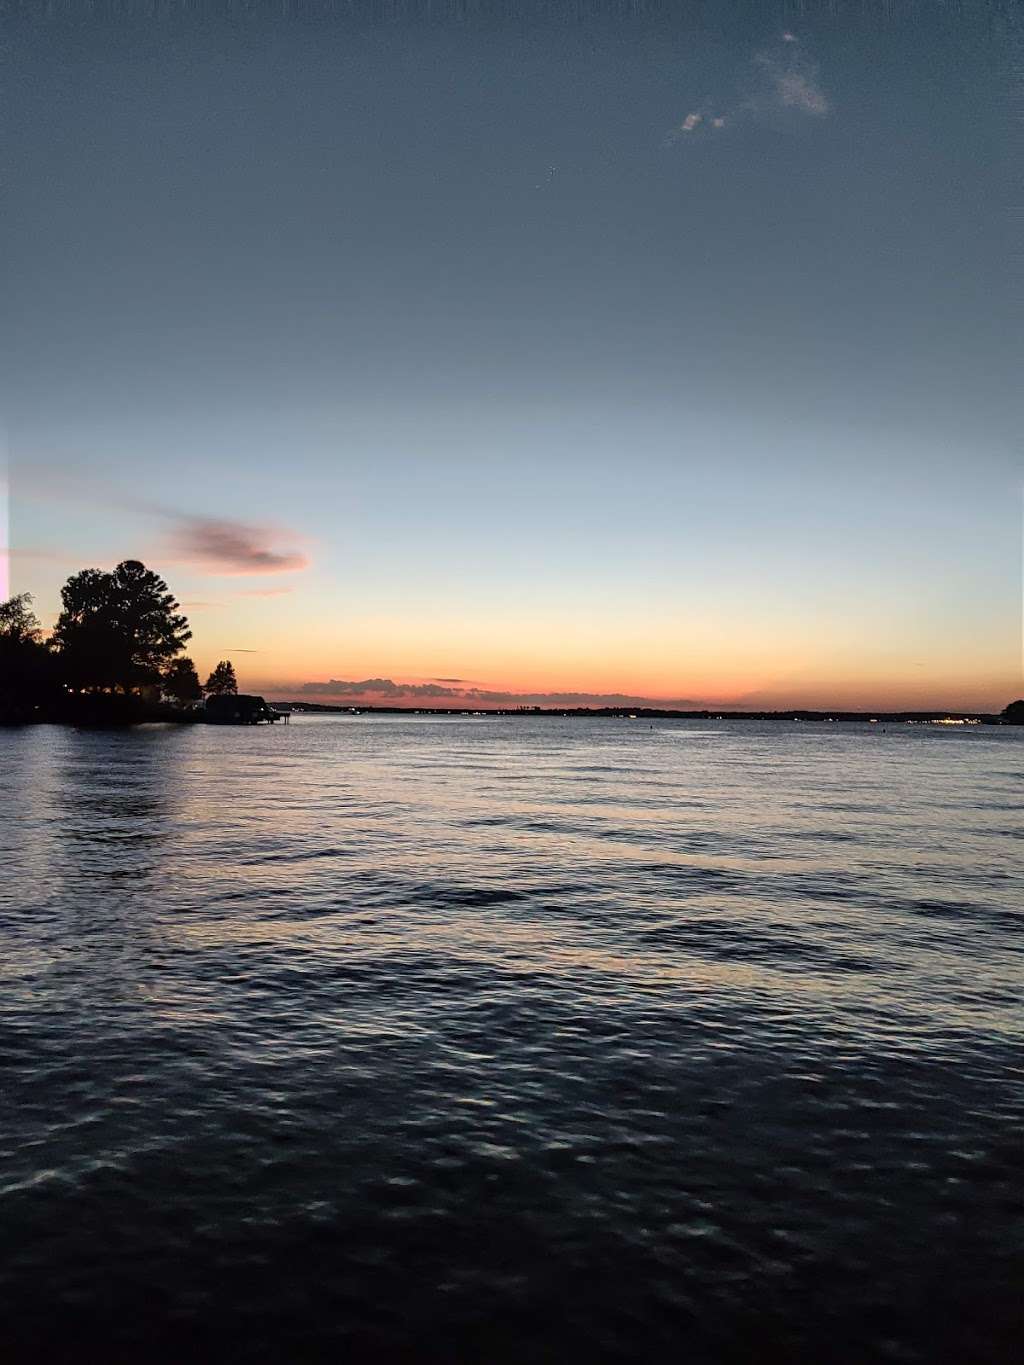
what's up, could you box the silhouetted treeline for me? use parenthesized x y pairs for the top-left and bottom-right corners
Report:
(1, 561), (238, 726)
(0, 593), (64, 722)
(2, 561), (1021, 727)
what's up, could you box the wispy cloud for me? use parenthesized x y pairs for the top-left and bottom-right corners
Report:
(757, 44), (829, 117)
(168, 517), (308, 576)
(0, 545), (79, 564)
(665, 110), (710, 144)
(285, 678), (706, 708)
(666, 32), (830, 144)
(13, 466), (312, 581)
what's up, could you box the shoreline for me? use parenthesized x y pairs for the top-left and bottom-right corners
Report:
(270, 702), (1010, 724)
(5, 704), (1012, 728)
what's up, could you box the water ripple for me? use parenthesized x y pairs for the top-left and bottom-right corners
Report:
(1, 717), (1021, 1362)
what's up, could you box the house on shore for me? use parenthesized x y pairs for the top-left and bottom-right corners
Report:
(205, 694), (282, 725)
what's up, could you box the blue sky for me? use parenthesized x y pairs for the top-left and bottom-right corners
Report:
(3, 1), (1021, 707)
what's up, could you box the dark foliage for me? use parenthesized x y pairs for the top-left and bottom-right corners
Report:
(164, 656), (203, 705)
(0, 592), (41, 647)
(205, 660), (238, 696)
(1001, 699), (1024, 725)
(53, 560), (191, 694)
(0, 594), (60, 722)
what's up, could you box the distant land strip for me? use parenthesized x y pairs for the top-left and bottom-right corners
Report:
(275, 704), (1005, 723)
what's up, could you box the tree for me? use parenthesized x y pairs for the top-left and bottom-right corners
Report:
(0, 592), (42, 646)
(53, 560), (191, 693)
(163, 656), (203, 705)
(1002, 700), (1024, 725)
(205, 660), (238, 696)
(0, 593), (58, 719)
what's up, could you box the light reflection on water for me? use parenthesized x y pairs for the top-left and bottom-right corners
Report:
(1, 717), (1022, 1362)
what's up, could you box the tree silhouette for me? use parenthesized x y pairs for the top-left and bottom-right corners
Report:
(1002, 700), (1024, 725)
(1, 593), (43, 646)
(53, 560), (191, 694)
(164, 655), (203, 705)
(0, 593), (58, 719)
(205, 660), (238, 695)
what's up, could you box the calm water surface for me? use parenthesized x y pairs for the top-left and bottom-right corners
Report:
(1, 717), (1021, 1362)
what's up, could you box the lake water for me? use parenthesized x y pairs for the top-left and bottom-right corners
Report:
(1, 716), (1021, 1362)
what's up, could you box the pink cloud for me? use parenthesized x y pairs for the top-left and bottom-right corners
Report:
(169, 517), (308, 576)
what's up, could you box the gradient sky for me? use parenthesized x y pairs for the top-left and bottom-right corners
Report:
(3, 0), (1021, 709)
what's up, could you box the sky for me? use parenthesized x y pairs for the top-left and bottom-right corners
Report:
(2, 0), (1021, 710)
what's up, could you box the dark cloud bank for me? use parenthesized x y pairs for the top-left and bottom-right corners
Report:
(287, 678), (705, 708)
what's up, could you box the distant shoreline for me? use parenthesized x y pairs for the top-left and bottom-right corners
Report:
(272, 703), (1010, 724)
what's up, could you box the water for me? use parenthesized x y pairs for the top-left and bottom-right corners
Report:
(1, 716), (1021, 1363)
